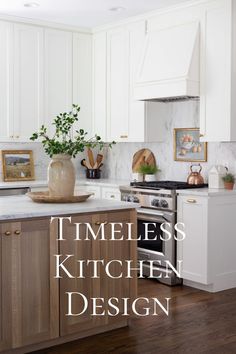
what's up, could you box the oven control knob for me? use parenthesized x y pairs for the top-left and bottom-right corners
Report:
(122, 195), (129, 202)
(129, 195), (139, 203)
(160, 200), (168, 208)
(151, 199), (160, 207)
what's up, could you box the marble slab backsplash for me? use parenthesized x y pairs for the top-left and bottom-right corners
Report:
(0, 100), (236, 182)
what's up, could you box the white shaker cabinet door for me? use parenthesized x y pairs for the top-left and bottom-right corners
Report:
(127, 21), (146, 142)
(73, 33), (92, 137)
(200, 0), (231, 142)
(177, 195), (209, 284)
(14, 24), (44, 141)
(44, 29), (72, 135)
(92, 32), (107, 140)
(0, 21), (14, 141)
(107, 27), (129, 142)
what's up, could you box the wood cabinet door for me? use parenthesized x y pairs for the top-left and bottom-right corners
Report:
(0, 218), (59, 350)
(59, 213), (99, 336)
(99, 210), (137, 325)
(60, 210), (137, 335)
(177, 196), (209, 284)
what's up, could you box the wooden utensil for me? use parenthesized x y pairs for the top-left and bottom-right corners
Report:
(97, 162), (103, 169)
(81, 159), (92, 169)
(132, 148), (156, 173)
(93, 153), (103, 169)
(87, 148), (95, 168)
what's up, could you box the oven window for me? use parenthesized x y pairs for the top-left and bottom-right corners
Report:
(137, 220), (163, 253)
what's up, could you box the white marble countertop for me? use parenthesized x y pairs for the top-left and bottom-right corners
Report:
(0, 178), (130, 190)
(0, 195), (139, 221)
(178, 187), (236, 197)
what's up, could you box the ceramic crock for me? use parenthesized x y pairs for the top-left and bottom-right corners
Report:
(48, 154), (75, 197)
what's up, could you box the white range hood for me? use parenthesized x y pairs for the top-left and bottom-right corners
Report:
(134, 22), (200, 101)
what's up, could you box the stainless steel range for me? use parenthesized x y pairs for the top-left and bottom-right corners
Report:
(120, 181), (207, 285)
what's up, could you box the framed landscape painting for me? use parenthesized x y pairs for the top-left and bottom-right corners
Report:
(174, 128), (207, 162)
(1, 150), (35, 181)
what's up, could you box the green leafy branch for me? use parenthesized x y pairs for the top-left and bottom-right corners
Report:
(30, 104), (115, 157)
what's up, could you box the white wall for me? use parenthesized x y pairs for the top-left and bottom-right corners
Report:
(1, 100), (236, 182)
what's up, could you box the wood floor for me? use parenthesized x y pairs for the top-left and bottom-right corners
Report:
(34, 280), (236, 354)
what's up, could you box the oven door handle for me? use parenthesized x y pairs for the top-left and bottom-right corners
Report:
(138, 214), (168, 223)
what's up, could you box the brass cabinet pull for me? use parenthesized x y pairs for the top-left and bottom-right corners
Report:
(95, 221), (108, 226)
(4, 231), (11, 236)
(10, 135), (14, 138)
(110, 195), (115, 198)
(14, 230), (21, 235)
(187, 199), (197, 203)
(199, 133), (204, 137)
(15, 135), (20, 138)
(120, 135), (128, 139)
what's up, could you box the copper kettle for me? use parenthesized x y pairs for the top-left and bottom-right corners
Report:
(187, 164), (204, 185)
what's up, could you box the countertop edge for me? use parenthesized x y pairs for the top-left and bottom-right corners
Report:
(177, 188), (236, 197)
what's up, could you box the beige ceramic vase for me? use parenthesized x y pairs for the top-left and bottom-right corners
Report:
(48, 154), (76, 197)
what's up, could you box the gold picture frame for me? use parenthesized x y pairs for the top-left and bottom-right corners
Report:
(174, 128), (207, 162)
(1, 150), (35, 181)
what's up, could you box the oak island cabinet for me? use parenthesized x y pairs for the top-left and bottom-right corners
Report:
(0, 207), (137, 353)
(0, 218), (59, 352)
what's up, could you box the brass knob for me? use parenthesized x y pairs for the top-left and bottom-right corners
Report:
(187, 199), (197, 203)
(110, 195), (115, 198)
(120, 135), (128, 139)
(4, 231), (11, 236)
(199, 133), (204, 137)
(15, 135), (20, 138)
(10, 135), (14, 138)
(14, 230), (21, 235)
(95, 221), (108, 225)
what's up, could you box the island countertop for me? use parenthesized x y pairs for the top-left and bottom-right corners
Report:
(0, 195), (139, 221)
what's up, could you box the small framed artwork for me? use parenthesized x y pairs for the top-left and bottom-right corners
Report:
(173, 128), (207, 162)
(1, 150), (35, 181)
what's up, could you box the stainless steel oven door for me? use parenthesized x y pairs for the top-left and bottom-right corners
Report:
(137, 208), (176, 267)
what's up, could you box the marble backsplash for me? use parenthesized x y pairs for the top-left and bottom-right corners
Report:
(0, 100), (236, 182)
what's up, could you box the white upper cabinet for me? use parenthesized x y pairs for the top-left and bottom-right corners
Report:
(0, 22), (13, 141)
(107, 27), (129, 142)
(92, 32), (107, 140)
(94, 21), (164, 143)
(1, 0), (236, 144)
(126, 21), (146, 142)
(44, 29), (73, 135)
(200, 0), (233, 142)
(73, 33), (92, 136)
(14, 24), (44, 141)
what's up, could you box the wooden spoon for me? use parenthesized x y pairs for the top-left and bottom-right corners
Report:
(93, 154), (103, 169)
(87, 148), (95, 168)
(81, 159), (91, 169)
